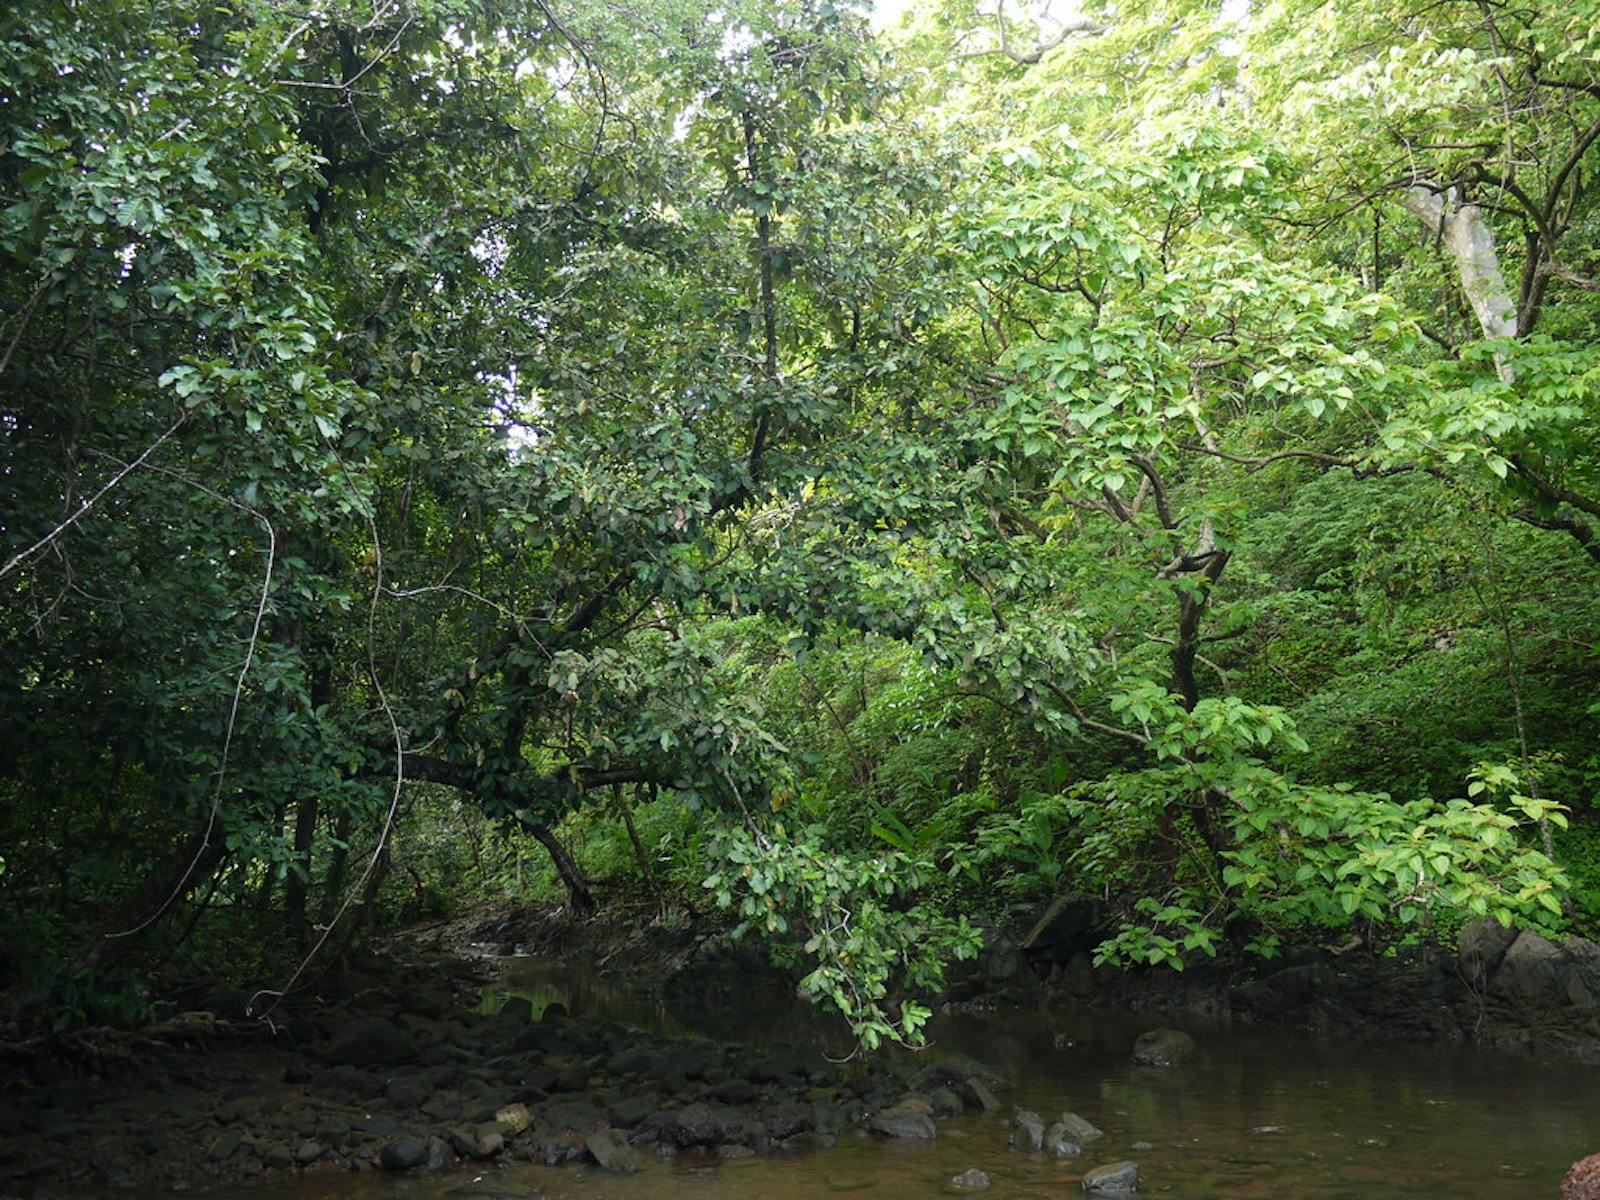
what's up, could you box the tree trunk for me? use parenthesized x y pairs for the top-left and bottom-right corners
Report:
(1398, 185), (1517, 372)
(75, 829), (230, 974)
(617, 783), (660, 903)
(284, 796), (319, 947)
(529, 822), (595, 915)
(320, 804), (353, 926)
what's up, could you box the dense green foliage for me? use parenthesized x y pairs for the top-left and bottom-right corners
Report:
(3, 0), (1598, 1048)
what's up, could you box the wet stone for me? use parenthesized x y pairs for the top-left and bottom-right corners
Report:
(1010, 1110), (1045, 1151)
(951, 1168), (991, 1189)
(379, 1137), (427, 1171)
(1130, 1029), (1195, 1068)
(1082, 1160), (1139, 1195)
(1045, 1121), (1083, 1157)
(871, 1101), (936, 1140)
(1059, 1112), (1104, 1143)
(585, 1128), (641, 1174)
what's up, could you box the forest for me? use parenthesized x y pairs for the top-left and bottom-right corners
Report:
(3, 0), (1600, 1064)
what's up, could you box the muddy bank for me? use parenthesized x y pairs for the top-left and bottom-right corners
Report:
(0, 938), (1005, 1198)
(951, 898), (1600, 1061)
(454, 896), (1600, 1061)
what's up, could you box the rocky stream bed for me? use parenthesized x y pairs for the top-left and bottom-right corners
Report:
(2, 904), (1599, 1199)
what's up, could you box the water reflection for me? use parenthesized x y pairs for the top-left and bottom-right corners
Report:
(212, 958), (1598, 1200)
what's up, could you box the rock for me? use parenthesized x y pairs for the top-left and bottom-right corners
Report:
(1010, 1109), (1045, 1151)
(657, 1041), (720, 1080)
(749, 1046), (808, 1083)
(537, 1099), (610, 1134)
(293, 1140), (324, 1166)
(1130, 1141), (1154, 1151)
(959, 1079), (1000, 1112)
(1021, 895), (1105, 969)
(472, 1132), (504, 1159)
(386, 1077), (433, 1108)
(872, 1101), (936, 1140)
(494, 998), (534, 1025)
(714, 1078), (758, 1104)
(1082, 1160), (1139, 1195)
(908, 1053), (1004, 1094)
(1563, 1152), (1600, 1200)
(1490, 931), (1565, 1004)
(951, 1168), (991, 1189)
(1045, 1121), (1083, 1156)
(1063, 951), (1095, 997)
(585, 1128), (641, 1174)
(553, 1061), (591, 1092)
(608, 1095), (660, 1128)
(716, 1143), (756, 1159)
(1130, 1028), (1195, 1067)
(264, 1144), (295, 1170)
(426, 1135), (451, 1171)
(530, 1130), (585, 1166)
(757, 1101), (813, 1139)
(657, 1102), (721, 1147)
(321, 1018), (419, 1068)
(986, 937), (1024, 982)
(1059, 1112), (1103, 1143)
(379, 1137), (428, 1171)
(608, 1045), (656, 1075)
(1458, 918), (1520, 985)
(927, 1087), (963, 1118)
(207, 1131), (243, 1163)
(494, 1102), (531, 1134)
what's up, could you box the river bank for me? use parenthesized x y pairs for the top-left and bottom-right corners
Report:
(2, 900), (1597, 1198)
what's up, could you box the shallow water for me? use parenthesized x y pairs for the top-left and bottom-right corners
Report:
(214, 958), (1598, 1200)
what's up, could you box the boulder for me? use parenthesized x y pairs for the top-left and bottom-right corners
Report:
(1130, 1029), (1195, 1067)
(1458, 918), (1520, 985)
(908, 1053), (1004, 1094)
(757, 1101), (813, 1140)
(293, 1140), (324, 1166)
(1059, 1112), (1104, 1143)
(536, 1099), (610, 1134)
(1010, 1109), (1045, 1151)
(1563, 1152), (1600, 1200)
(585, 1129), (641, 1174)
(985, 937), (1024, 983)
(207, 1131), (243, 1163)
(426, 1135), (451, 1171)
(264, 1144), (295, 1170)
(607, 1095), (660, 1128)
(656, 1102), (721, 1147)
(713, 1078), (758, 1105)
(379, 1137), (427, 1171)
(1021, 896), (1105, 969)
(871, 1101), (936, 1140)
(951, 1168), (991, 1189)
(321, 1018), (419, 1067)
(1045, 1120), (1082, 1157)
(1082, 1160), (1139, 1195)
(1489, 931), (1564, 1005)
(493, 1102), (531, 1134)
(385, 1076), (432, 1108)
(959, 1079), (1000, 1112)
(927, 1087), (963, 1118)
(471, 1132), (503, 1159)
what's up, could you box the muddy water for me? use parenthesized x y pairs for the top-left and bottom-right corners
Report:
(229, 958), (1597, 1200)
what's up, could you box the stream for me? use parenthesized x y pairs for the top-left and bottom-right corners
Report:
(205, 955), (1597, 1200)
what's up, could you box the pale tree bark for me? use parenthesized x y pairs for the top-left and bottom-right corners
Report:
(1399, 185), (1600, 566)
(1398, 185), (1517, 378)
